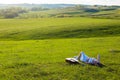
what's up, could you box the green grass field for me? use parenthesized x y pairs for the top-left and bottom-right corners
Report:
(0, 17), (120, 40)
(0, 17), (120, 80)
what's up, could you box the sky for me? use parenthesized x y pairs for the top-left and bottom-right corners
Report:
(0, 0), (120, 5)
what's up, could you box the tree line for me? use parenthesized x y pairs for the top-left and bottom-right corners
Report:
(0, 7), (49, 18)
(0, 7), (29, 18)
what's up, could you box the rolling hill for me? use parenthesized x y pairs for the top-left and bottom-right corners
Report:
(18, 5), (120, 19)
(0, 4), (75, 9)
(0, 4), (120, 19)
(0, 17), (120, 40)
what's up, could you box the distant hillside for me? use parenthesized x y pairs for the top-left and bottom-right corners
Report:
(0, 4), (120, 19)
(18, 5), (120, 19)
(0, 4), (75, 9)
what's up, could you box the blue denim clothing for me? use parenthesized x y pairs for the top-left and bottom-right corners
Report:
(80, 52), (97, 64)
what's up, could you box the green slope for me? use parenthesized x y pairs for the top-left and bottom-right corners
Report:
(0, 37), (120, 80)
(0, 17), (120, 40)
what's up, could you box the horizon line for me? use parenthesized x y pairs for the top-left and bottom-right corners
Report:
(0, 3), (120, 6)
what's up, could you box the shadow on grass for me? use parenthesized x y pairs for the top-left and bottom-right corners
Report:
(0, 25), (120, 41)
(109, 49), (120, 53)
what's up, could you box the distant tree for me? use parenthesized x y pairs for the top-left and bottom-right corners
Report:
(0, 7), (28, 18)
(31, 7), (49, 11)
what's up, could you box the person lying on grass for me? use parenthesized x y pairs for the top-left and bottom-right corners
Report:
(66, 51), (104, 67)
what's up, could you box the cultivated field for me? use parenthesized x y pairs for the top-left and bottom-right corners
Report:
(0, 17), (120, 80)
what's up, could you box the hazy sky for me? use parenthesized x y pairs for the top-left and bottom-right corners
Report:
(0, 0), (120, 5)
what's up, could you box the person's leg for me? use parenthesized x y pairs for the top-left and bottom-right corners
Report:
(77, 52), (81, 61)
(97, 54), (100, 62)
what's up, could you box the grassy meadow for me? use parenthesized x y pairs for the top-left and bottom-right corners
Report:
(0, 17), (120, 40)
(0, 17), (120, 80)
